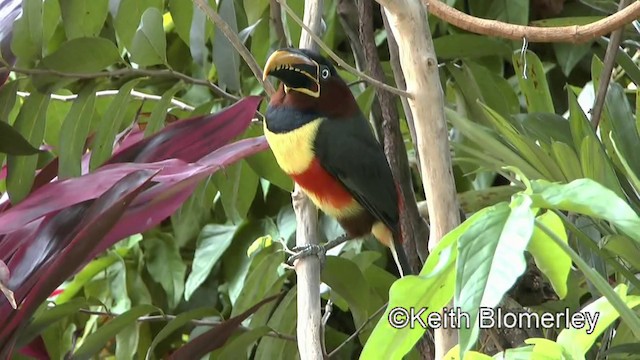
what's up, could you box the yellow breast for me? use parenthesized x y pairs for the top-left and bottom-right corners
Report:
(263, 118), (323, 175)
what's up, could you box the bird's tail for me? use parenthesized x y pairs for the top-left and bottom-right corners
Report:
(391, 239), (412, 277)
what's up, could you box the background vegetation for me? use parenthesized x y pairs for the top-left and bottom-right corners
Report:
(0, 0), (639, 359)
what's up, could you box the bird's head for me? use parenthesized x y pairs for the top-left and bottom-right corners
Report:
(263, 48), (358, 119)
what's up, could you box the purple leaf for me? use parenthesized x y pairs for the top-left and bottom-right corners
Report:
(0, 170), (157, 354)
(107, 96), (262, 164)
(168, 293), (282, 359)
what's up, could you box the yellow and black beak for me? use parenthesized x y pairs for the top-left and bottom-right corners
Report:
(263, 48), (320, 98)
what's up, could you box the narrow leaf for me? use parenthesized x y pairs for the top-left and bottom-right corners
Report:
(0, 121), (41, 155)
(130, 8), (167, 66)
(144, 82), (183, 136)
(512, 50), (554, 113)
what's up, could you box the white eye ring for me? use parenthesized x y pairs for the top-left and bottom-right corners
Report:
(321, 68), (330, 79)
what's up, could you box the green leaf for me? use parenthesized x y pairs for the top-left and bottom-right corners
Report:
(6, 91), (50, 203)
(231, 251), (285, 317)
(457, 197), (534, 355)
(434, 35), (511, 60)
(130, 8), (167, 66)
(144, 83), (183, 136)
(169, 0), (194, 45)
(145, 307), (219, 360)
(90, 79), (141, 170)
(114, 0), (163, 49)
(73, 304), (158, 360)
(527, 211), (571, 299)
(254, 288), (298, 360)
(39, 37), (121, 73)
(214, 160), (259, 224)
(143, 235), (187, 309)
(0, 121), (41, 155)
(243, 0), (269, 24)
(553, 42), (592, 76)
(530, 178), (640, 245)
(11, 0), (43, 65)
(604, 83), (640, 179)
(185, 224), (238, 301)
(512, 50), (554, 113)
(115, 322), (140, 360)
(361, 209), (473, 358)
(212, 0), (241, 91)
(557, 285), (640, 358)
(58, 82), (98, 179)
(59, 0), (109, 39)
(550, 141), (582, 181)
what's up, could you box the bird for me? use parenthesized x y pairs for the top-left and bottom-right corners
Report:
(261, 48), (411, 277)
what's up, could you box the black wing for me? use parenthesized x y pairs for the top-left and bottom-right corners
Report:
(313, 115), (399, 234)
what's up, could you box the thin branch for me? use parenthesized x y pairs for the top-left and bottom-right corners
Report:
(327, 302), (387, 358)
(275, 0), (412, 99)
(2, 66), (238, 101)
(191, 0), (275, 96)
(426, 0), (640, 43)
(590, 0), (632, 129)
(77, 308), (296, 341)
(17, 90), (195, 111)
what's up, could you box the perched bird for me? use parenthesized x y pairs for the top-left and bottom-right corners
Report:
(262, 48), (411, 277)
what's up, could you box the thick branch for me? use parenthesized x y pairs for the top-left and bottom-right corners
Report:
(294, 1), (324, 360)
(377, 0), (461, 357)
(426, 0), (640, 43)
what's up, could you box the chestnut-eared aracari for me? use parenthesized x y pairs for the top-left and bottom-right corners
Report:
(262, 48), (411, 277)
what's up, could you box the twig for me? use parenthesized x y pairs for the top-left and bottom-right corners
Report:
(77, 308), (296, 341)
(275, 0), (412, 99)
(327, 303), (387, 358)
(191, 0), (275, 96)
(426, 0), (640, 44)
(2, 66), (238, 101)
(16, 90), (195, 111)
(590, 0), (632, 129)
(293, 1), (324, 359)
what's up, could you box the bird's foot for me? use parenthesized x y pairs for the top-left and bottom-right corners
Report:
(285, 234), (351, 267)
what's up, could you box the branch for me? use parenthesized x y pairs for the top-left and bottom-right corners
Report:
(77, 308), (296, 341)
(294, 1), (324, 360)
(590, 0), (632, 129)
(327, 302), (387, 358)
(426, 0), (640, 43)
(191, 0), (275, 96)
(17, 90), (195, 111)
(275, 0), (412, 99)
(377, 0), (461, 357)
(3, 66), (238, 101)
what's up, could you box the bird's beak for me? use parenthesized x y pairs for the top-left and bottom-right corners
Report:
(263, 49), (320, 98)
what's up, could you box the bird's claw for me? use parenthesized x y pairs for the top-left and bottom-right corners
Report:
(286, 244), (327, 266)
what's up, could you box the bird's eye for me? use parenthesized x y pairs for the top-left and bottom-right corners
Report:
(320, 67), (330, 79)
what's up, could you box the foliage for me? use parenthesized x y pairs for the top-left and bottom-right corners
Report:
(0, 0), (639, 359)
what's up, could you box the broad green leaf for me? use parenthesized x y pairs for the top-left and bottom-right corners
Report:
(6, 91), (50, 203)
(130, 8), (167, 66)
(442, 345), (493, 360)
(231, 251), (285, 317)
(212, 0), (241, 91)
(602, 234), (640, 270)
(11, 0), (43, 65)
(321, 257), (372, 331)
(169, 0), (194, 45)
(243, 0), (269, 24)
(90, 79), (141, 169)
(254, 288), (298, 360)
(55, 251), (123, 304)
(611, 135), (640, 195)
(115, 323), (140, 360)
(39, 37), (121, 73)
(468, 62), (519, 118)
(512, 113), (573, 147)
(469, 0), (528, 25)
(185, 224), (237, 300)
(73, 304), (158, 360)
(434, 35), (511, 60)
(529, 178), (640, 245)
(145, 307), (219, 360)
(362, 206), (476, 358)
(213, 160), (259, 224)
(512, 50), (554, 113)
(144, 82), (183, 136)
(114, 0), (163, 49)
(59, 0), (109, 39)
(550, 142), (582, 181)
(143, 235), (187, 309)
(447, 63), (489, 125)
(457, 196), (534, 355)
(557, 284), (640, 358)
(527, 211), (571, 299)
(553, 42), (592, 76)
(0, 121), (41, 155)
(604, 83), (640, 180)
(523, 338), (566, 359)
(58, 82), (98, 179)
